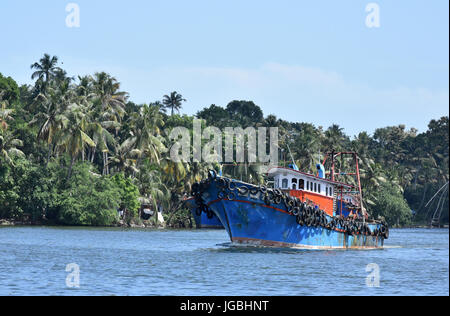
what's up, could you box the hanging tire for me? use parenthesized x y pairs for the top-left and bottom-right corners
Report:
(259, 185), (267, 194)
(329, 220), (336, 230)
(217, 178), (227, 188)
(296, 214), (303, 225)
(305, 216), (313, 227)
(237, 186), (249, 196)
(195, 197), (203, 206)
(227, 192), (236, 201)
(191, 183), (200, 195)
(274, 196), (282, 205)
(228, 181), (237, 191)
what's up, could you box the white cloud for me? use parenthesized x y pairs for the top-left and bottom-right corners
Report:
(57, 59), (450, 135)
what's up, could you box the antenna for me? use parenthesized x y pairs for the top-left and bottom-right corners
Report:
(286, 143), (295, 166)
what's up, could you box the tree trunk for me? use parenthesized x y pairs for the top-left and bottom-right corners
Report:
(46, 143), (52, 166)
(106, 152), (109, 175)
(91, 147), (96, 163)
(67, 156), (76, 181)
(102, 152), (106, 175)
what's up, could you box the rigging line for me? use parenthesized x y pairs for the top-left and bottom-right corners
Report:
(424, 181), (449, 208)
(432, 185), (449, 222)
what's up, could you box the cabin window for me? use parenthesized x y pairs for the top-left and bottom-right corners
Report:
(318, 184), (321, 194)
(299, 179), (305, 190)
(292, 178), (297, 190)
(306, 181), (309, 191)
(314, 183), (317, 192)
(330, 187), (333, 196)
(282, 178), (288, 189)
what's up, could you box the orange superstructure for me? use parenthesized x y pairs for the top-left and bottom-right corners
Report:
(288, 190), (334, 216)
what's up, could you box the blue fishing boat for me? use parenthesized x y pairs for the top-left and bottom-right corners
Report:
(188, 152), (389, 249)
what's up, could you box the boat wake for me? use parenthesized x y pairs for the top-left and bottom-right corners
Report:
(215, 242), (397, 252)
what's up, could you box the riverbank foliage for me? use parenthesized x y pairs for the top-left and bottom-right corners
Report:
(0, 55), (448, 227)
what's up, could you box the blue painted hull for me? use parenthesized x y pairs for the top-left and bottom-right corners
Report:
(185, 199), (224, 229)
(196, 178), (385, 249)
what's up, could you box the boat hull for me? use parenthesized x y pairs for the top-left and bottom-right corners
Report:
(196, 178), (385, 250)
(210, 199), (383, 249)
(185, 198), (224, 229)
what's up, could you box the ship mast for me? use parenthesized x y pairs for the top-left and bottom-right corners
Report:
(322, 151), (367, 221)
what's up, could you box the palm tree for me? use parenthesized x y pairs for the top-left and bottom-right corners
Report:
(162, 158), (187, 190)
(76, 75), (93, 98)
(90, 72), (128, 174)
(29, 79), (76, 164)
(87, 121), (116, 174)
(126, 104), (166, 167)
(0, 131), (24, 166)
(162, 91), (186, 116)
(0, 98), (23, 165)
(0, 92), (14, 132)
(291, 124), (321, 173)
(323, 124), (348, 152)
(58, 104), (96, 179)
(264, 114), (279, 127)
(30, 54), (61, 92)
(108, 139), (140, 176)
(91, 72), (127, 124)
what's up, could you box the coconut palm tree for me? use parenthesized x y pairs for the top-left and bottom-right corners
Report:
(0, 92), (14, 132)
(91, 72), (127, 124)
(323, 124), (349, 152)
(126, 104), (166, 167)
(108, 139), (140, 176)
(30, 54), (61, 93)
(58, 104), (96, 179)
(76, 75), (94, 98)
(89, 72), (128, 173)
(162, 91), (186, 116)
(0, 131), (24, 166)
(29, 80), (75, 165)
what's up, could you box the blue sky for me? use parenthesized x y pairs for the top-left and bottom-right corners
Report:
(0, 0), (448, 136)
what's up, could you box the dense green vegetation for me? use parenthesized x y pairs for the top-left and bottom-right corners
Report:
(0, 54), (448, 227)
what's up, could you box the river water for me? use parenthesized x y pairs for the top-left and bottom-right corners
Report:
(0, 227), (448, 296)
